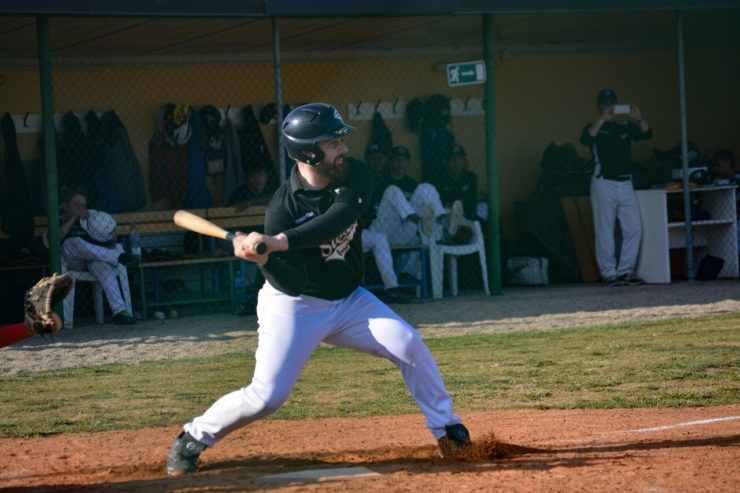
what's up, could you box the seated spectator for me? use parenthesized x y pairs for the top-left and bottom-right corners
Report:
(365, 143), (391, 207)
(361, 146), (451, 280)
(370, 146), (448, 240)
(340, 152), (411, 303)
(434, 144), (487, 243)
(227, 161), (277, 209)
(435, 144), (484, 220)
(378, 145), (419, 201)
(49, 188), (138, 325)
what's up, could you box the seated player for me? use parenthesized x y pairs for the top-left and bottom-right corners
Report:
(49, 188), (137, 324)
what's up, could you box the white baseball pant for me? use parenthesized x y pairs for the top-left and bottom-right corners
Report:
(361, 228), (399, 290)
(184, 282), (461, 446)
(370, 183), (446, 276)
(590, 177), (642, 279)
(370, 183), (446, 245)
(61, 237), (127, 314)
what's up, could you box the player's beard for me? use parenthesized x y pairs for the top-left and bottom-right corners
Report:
(317, 155), (349, 184)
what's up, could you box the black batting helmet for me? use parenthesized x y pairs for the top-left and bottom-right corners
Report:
(282, 103), (355, 165)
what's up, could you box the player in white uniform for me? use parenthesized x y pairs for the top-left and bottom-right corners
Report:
(54, 189), (137, 325)
(167, 103), (471, 475)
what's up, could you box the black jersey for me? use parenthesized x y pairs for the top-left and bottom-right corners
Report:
(580, 121), (653, 179)
(259, 160), (374, 300)
(435, 169), (478, 218)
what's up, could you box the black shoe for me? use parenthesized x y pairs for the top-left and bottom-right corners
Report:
(167, 431), (206, 476)
(438, 423), (472, 458)
(113, 311), (136, 325)
(118, 253), (141, 268)
(604, 276), (627, 287)
(619, 273), (645, 286)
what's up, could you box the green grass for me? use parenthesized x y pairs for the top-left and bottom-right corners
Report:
(1, 313), (738, 438)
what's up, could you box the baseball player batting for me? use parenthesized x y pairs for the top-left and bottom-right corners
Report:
(166, 103), (472, 475)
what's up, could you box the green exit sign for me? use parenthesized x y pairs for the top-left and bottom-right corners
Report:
(446, 60), (486, 87)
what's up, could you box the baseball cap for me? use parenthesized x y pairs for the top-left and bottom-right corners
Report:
(365, 143), (387, 159)
(447, 144), (466, 158)
(597, 89), (618, 104)
(391, 146), (411, 159)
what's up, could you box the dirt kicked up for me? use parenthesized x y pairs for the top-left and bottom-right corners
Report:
(2, 405), (738, 492)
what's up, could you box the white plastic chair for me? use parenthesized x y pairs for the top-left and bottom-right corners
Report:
(422, 217), (490, 299)
(61, 244), (132, 328)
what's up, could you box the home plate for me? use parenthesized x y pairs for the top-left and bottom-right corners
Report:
(262, 466), (380, 483)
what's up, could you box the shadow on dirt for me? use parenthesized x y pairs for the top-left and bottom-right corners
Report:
(5, 434), (737, 492)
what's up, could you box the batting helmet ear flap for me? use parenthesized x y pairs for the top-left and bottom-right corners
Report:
(282, 103), (355, 166)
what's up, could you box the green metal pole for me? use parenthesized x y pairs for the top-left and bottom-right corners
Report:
(676, 10), (694, 281)
(36, 16), (61, 274)
(483, 14), (502, 295)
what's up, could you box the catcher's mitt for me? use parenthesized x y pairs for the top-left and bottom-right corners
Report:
(24, 273), (74, 335)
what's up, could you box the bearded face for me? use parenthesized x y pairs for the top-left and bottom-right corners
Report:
(316, 138), (350, 184)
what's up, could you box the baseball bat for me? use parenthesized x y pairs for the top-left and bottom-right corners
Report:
(173, 210), (266, 254)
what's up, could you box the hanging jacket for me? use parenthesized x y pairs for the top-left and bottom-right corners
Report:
(223, 114), (245, 206)
(102, 110), (147, 212)
(186, 107), (212, 208)
(370, 111), (394, 156)
(240, 105), (278, 192)
(85, 110), (119, 213)
(58, 112), (104, 207)
(0, 113), (33, 240)
(149, 104), (189, 209)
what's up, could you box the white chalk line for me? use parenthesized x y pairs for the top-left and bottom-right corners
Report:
(554, 415), (740, 444)
(625, 415), (740, 433)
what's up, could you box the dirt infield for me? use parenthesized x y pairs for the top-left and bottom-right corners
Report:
(2, 281), (739, 491)
(2, 405), (738, 492)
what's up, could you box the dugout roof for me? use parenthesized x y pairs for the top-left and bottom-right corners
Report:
(0, 2), (738, 62)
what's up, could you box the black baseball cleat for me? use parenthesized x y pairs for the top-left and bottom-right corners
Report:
(437, 423), (472, 458)
(618, 273), (645, 286)
(167, 431), (206, 476)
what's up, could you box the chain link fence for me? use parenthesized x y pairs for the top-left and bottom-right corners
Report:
(0, 16), (491, 325)
(0, 14), (737, 325)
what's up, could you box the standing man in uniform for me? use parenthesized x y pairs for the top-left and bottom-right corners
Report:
(167, 103), (471, 476)
(581, 89), (653, 287)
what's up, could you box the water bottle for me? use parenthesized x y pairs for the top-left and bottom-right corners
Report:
(129, 224), (142, 257)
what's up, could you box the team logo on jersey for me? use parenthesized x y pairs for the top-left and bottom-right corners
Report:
(295, 211), (315, 224)
(319, 221), (357, 262)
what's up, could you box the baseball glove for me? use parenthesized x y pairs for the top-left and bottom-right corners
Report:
(24, 273), (74, 335)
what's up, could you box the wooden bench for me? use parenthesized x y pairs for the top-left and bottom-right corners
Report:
(0, 205), (267, 239)
(110, 206), (267, 319)
(2, 205), (429, 318)
(0, 206), (267, 320)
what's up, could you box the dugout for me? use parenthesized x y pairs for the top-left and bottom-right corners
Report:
(0, 1), (738, 315)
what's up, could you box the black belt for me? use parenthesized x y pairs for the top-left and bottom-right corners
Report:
(596, 175), (632, 182)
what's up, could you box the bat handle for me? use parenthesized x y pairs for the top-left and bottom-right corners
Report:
(226, 232), (267, 255)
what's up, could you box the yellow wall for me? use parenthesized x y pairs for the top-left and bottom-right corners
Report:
(1, 44), (737, 233)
